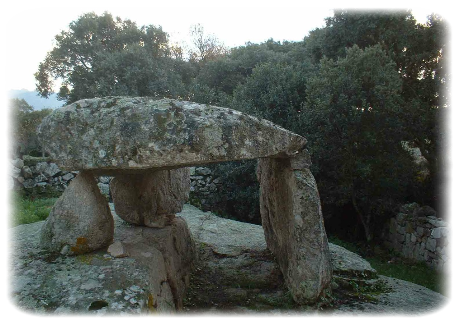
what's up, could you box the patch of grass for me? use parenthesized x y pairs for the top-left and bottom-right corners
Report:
(368, 257), (443, 294)
(328, 236), (444, 295)
(11, 192), (58, 227)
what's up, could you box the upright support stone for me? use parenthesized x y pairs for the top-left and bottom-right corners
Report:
(257, 150), (332, 304)
(40, 171), (114, 255)
(110, 168), (190, 228)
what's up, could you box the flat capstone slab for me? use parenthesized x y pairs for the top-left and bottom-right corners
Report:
(37, 97), (307, 174)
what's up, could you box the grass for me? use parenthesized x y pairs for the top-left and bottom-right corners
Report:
(11, 192), (58, 227)
(329, 236), (444, 295)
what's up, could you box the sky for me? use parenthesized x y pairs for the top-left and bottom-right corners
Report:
(0, 0), (454, 91)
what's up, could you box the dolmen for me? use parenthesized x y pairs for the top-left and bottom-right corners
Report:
(36, 97), (332, 306)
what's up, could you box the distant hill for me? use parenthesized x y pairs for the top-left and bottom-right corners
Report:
(8, 89), (65, 110)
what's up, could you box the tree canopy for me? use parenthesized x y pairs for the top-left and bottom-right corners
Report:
(34, 11), (446, 240)
(35, 12), (183, 103)
(10, 99), (52, 156)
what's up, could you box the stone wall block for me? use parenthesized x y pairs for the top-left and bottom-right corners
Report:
(43, 163), (61, 178)
(431, 227), (448, 239)
(12, 158), (24, 169)
(21, 166), (33, 179)
(426, 237), (437, 253)
(62, 173), (74, 182)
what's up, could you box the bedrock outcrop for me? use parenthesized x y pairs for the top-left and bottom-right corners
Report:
(37, 97), (307, 173)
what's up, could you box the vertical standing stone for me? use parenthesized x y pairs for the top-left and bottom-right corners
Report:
(40, 171), (114, 255)
(257, 150), (332, 304)
(110, 167), (190, 228)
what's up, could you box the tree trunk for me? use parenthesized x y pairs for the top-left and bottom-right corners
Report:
(351, 193), (372, 242)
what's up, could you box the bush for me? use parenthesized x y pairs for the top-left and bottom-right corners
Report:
(11, 192), (57, 227)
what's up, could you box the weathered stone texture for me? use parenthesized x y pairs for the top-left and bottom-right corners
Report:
(112, 212), (195, 310)
(110, 167), (190, 227)
(40, 171), (114, 255)
(257, 151), (332, 304)
(37, 97), (307, 173)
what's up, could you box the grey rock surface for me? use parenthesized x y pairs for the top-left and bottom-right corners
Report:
(12, 221), (156, 314)
(179, 204), (447, 314)
(332, 276), (447, 315)
(11, 204), (196, 314)
(179, 204), (266, 257)
(12, 158), (24, 169)
(110, 167), (190, 227)
(10, 203), (446, 314)
(40, 172), (114, 255)
(257, 152), (332, 304)
(328, 243), (377, 278)
(42, 162), (61, 178)
(37, 97), (307, 173)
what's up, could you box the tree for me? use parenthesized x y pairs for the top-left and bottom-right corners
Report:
(232, 62), (307, 130)
(323, 0), (416, 67)
(403, 2), (463, 221)
(188, 24), (228, 65)
(303, 45), (416, 241)
(10, 99), (52, 156)
(35, 12), (184, 103)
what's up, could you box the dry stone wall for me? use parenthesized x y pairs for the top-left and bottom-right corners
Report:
(188, 167), (223, 211)
(10, 156), (111, 199)
(383, 203), (449, 271)
(11, 157), (223, 208)
(10, 156), (77, 197)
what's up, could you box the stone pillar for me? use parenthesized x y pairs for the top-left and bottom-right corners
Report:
(40, 171), (114, 255)
(110, 167), (190, 228)
(257, 150), (332, 304)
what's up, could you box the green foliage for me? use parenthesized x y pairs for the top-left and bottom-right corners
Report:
(368, 258), (443, 294)
(11, 192), (57, 227)
(303, 45), (417, 240)
(191, 40), (290, 98)
(208, 161), (261, 225)
(30, 10), (445, 241)
(10, 98), (53, 156)
(35, 12), (185, 103)
(403, 3), (463, 222)
(232, 62), (307, 130)
(321, 10), (417, 61)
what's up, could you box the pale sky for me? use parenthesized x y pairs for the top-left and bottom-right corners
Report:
(1, 0), (435, 92)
